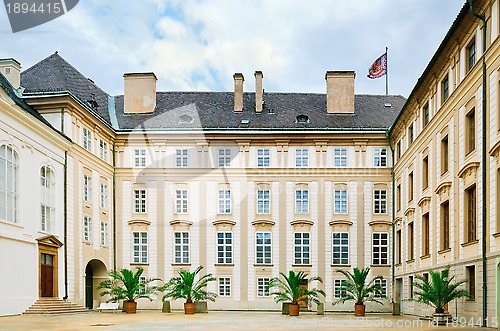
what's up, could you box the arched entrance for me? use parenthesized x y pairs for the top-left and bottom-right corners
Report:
(84, 259), (108, 309)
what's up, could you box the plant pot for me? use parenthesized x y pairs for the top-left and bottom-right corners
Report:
(354, 303), (365, 316)
(288, 303), (300, 316)
(184, 302), (195, 314)
(124, 301), (137, 314)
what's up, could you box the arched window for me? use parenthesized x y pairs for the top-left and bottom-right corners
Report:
(40, 166), (55, 232)
(0, 144), (19, 223)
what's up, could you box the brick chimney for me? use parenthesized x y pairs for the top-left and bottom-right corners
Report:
(0, 58), (21, 89)
(254, 71), (263, 113)
(325, 71), (355, 114)
(233, 73), (244, 112)
(123, 72), (157, 114)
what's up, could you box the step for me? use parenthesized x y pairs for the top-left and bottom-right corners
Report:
(24, 298), (90, 315)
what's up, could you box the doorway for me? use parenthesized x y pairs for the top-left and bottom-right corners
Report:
(40, 253), (54, 297)
(37, 235), (62, 298)
(84, 259), (108, 310)
(85, 264), (93, 309)
(396, 278), (403, 313)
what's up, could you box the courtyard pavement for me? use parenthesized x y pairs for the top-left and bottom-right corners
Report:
(0, 311), (487, 331)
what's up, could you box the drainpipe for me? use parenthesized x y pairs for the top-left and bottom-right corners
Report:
(386, 130), (396, 314)
(112, 143), (117, 272)
(467, 1), (487, 327)
(63, 151), (68, 301)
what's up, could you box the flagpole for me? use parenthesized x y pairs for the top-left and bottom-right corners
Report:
(386, 46), (388, 95)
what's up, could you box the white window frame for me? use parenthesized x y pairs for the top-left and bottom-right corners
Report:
(218, 189), (231, 214)
(100, 183), (108, 210)
(132, 231), (148, 264)
(218, 277), (231, 297)
(334, 279), (347, 299)
(333, 189), (348, 214)
(175, 189), (188, 214)
(257, 189), (270, 214)
(82, 127), (92, 152)
(295, 189), (309, 214)
(99, 139), (108, 161)
(134, 148), (146, 167)
(174, 231), (190, 264)
(374, 278), (387, 298)
(257, 277), (270, 297)
(100, 221), (108, 247)
(0, 145), (18, 223)
(372, 232), (389, 265)
(176, 148), (188, 167)
(217, 232), (233, 264)
(40, 166), (55, 232)
(332, 232), (349, 265)
(84, 216), (92, 242)
(374, 148), (387, 167)
(295, 148), (309, 167)
(333, 148), (347, 167)
(83, 174), (92, 203)
(257, 148), (270, 167)
(293, 232), (310, 265)
(373, 189), (387, 214)
(255, 231), (272, 265)
(218, 148), (231, 167)
(138, 275), (147, 295)
(134, 189), (146, 213)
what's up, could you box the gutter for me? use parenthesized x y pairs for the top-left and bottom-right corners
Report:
(116, 128), (391, 135)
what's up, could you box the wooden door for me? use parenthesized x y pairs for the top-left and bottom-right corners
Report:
(40, 253), (54, 297)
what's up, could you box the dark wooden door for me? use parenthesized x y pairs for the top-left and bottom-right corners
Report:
(40, 253), (54, 297)
(85, 264), (93, 309)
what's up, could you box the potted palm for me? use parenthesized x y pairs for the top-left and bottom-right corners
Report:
(267, 270), (325, 316)
(333, 267), (385, 316)
(96, 267), (160, 314)
(411, 267), (469, 325)
(161, 266), (216, 314)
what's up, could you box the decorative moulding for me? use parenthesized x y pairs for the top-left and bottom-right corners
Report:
(457, 161), (480, 179)
(212, 220), (236, 227)
(328, 220), (353, 227)
(128, 219), (151, 226)
(489, 138), (500, 157)
(36, 234), (63, 248)
(435, 181), (452, 194)
(394, 217), (402, 225)
(404, 207), (415, 217)
(368, 220), (392, 226)
(417, 196), (431, 208)
(290, 220), (314, 226)
(251, 220), (275, 226)
(169, 220), (193, 226)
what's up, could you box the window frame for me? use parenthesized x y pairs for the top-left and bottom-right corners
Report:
(134, 148), (146, 167)
(257, 189), (270, 214)
(40, 166), (55, 232)
(333, 279), (347, 299)
(422, 104), (429, 127)
(422, 213), (430, 256)
(133, 189), (147, 213)
(372, 232), (389, 265)
(132, 231), (148, 264)
(373, 189), (387, 214)
(100, 182), (108, 210)
(218, 277), (231, 297)
(374, 147), (387, 167)
(218, 189), (231, 214)
(218, 148), (231, 167)
(466, 109), (476, 154)
(175, 189), (188, 214)
(100, 221), (108, 247)
(0, 144), (18, 223)
(333, 189), (348, 214)
(82, 127), (92, 152)
(422, 156), (429, 190)
(466, 185), (477, 242)
(441, 201), (450, 250)
(295, 189), (309, 214)
(333, 148), (347, 167)
(84, 216), (92, 242)
(255, 231), (272, 265)
(374, 279), (387, 298)
(441, 135), (449, 174)
(295, 148), (309, 167)
(293, 232), (311, 265)
(257, 148), (270, 167)
(332, 232), (349, 265)
(257, 277), (270, 297)
(99, 139), (108, 161)
(442, 76), (449, 103)
(467, 38), (476, 72)
(216, 232), (233, 264)
(176, 148), (188, 167)
(83, 174), (92, 203)
(173, 231), (190, 264)
(408, 222), (414, 261)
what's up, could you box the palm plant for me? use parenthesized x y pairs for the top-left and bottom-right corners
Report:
(411, 267), (469, 313)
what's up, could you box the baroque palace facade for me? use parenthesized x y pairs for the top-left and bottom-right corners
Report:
(0, 0), (499, 321)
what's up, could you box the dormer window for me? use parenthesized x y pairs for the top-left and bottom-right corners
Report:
(295, 114), (309, 124)
(179, 114), (193, 124)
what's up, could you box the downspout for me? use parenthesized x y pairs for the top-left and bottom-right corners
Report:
(61, 107), (68, 301)
(386, 130), (396, 314)
(112, 143), (117, 271)
(467, 1), (487, 327)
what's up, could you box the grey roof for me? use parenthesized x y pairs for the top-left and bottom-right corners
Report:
(20, 52), (111, 123)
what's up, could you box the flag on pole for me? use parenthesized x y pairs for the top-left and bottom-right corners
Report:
(367, 52), (387, 79)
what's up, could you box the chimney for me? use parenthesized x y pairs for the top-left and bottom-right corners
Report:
(254, 71), (263, 113)
(325, 70), (355, 114)
(0, 58), (21, 89)
(123, 72), (157, 114)
(233, 73), (244, 112)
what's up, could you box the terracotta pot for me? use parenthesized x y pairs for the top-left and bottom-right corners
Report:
(124, 301), (137, 314)
(288, 303), (300, 316)
(354, 303), (365, 316)
(184, 302), (195, 314)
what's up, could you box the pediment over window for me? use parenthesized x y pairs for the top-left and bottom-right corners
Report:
(458, 161), (480, 179)
(128, 219), (151, 226)
(251, 220), (275, 226)
(36, 235), (63, 248)
(290, 220), (314, 226)
(368, 220), (392, 226)
(328, 220), (353, 227)
(435, 181), (452, 195)
(489, 139), (500, 160)
(212, 220), (236, 227)
(169, 220), (193, 226)
(404, 207), (415, 217)
(417, 196), (431, 208)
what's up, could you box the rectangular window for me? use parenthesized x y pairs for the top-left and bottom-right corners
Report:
(134, 189), (146, 213)
(295, 189), (309, 214)
(333, 148), (347, 167)
(334, 189), (348, 214)
(466, 109), (476, 154)
(257, 148), (270, 167)
(396, 184), (401, 211)
(83, 174), (92, 203)
(332, 232), (349, 265)
(374, 148), (387, 167)
(218, 148), (231, 167)
(441, 135), (449, 174)
(295, 148), (309, 167)
(82, 127), (92, 152)
(100, 183), (108, 210)
(373, 189), (387, 214)
(84, 216), (92, 242)
(333, 279), (347, 299)
(100, 222), (108, 246)
(422, 213), (430, 256)
(423, 104), (429, 127)
(397, 141), (401, 160)
(134, 149), (146, 167)
(294, 232), (310, 265)
(132, 231), (148, 264)
(257, 190), (270, 214)
(422, 156), (429, 190)
(257, 278), (270, 297)
(409, 276), (414, 299)
(466, 185), (477, 242)
(372, 232), (389, 265)
(99, 140), (108, 161)
(174, 232), (190, 264)
(40, 167), (55, 232)
(138, 276), (147, 295)
(374, 279), (387, 298)
(408, 222), (414, 260)
(218, 277), (231, 297)
(175, 189), (188, 214)
(408, 172), (414, 201)
(442, 76), (449, 102)
(176, 148), (188, 167)
(255, 232), (272, 265)
(441, 201), (450, 250)
(218, 190), (231, 214)
(466, 265), (476, 301)
(467, 39), (476, 71)
(408, 124), (414, 145)
(217, 232), (233, 264)
(396, 229), (402, 264)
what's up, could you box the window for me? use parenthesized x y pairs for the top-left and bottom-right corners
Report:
(334, 279), (347, 299)
(372, 232), (389, 265)
(466, 265), (476, 300)
(334, 189), (348, 214)
(257, 190), (270, 214)
(466, 109), (476, 154)
(396, 229), (402, 264)
(295, 189), (309, 214)
(0, 145), (18, 223)
(257, 148), (270, 167)
(100, 222), (108, 246)
(99, 140), (108, 161)
(396, 184), (401, 211)
(134, 189), (146, 213)
(408, 172), (414, 201)
(257, 278), (270, 297)
(82, 127), (92, 152)
(132, 232), (148, 264)
(396, 141), (401, 160)
(218, 189), (231, 214)
(217, 232), (233, 264)
(84, 216), (92, 242)
(40, 166), (55, 232)
(441, 201), (450, 250)
(408, 124), (414, 145)
(374, 148), (387, 167)
(409, 276), (414, 299)
(441, 135), (449, 174)
(175, 189), (188, 214)
(294, 232), (310, 265)
(138, 276), (147, 295)
(134, 149), (146, 167)
(466, 185), (477, 242)
(100, 183), (108, 210)
(442, 76), (449, 103)
(422, 213), (430, 256)
(256, 232), (272, 264)
(174, 232), (190, 264)
(423, 104), (429, 127)
(176, 148), (188, 167)
(333, 148), (347, 167)
(408, 222), (414, 260)
(83, 174), (92, 203)
(295, 148), (309, 167)
(332, 232), (349, 265)
(218, 277), (231, 297)
(218, 148), (231, 167)
(374, 279), (387, 298)
(422, 156), (429, 190)
(467, 39), (476, 71)
(373, 189), (387, 214)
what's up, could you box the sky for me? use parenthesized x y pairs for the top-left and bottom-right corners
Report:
(0, 0), (466, 98)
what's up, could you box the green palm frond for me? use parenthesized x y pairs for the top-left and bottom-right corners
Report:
(333, 267), (385, 306)
(160, 266), (217, 303)
(267, 270), (325, 305)
(97, 267), (161, 302)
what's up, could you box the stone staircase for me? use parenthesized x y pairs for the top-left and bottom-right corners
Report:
(24, 297), (90, 315)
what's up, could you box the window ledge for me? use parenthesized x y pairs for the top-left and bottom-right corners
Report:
(171, 263), (191, 267)
(130, 263), (149, 266)
(331, 264), (351, 268)
(0, 220), (23, 228)
(395, 263), (402, 267)
(493, 232), (500, 238)
(292, 264), (312, 267)
(83, 203), (92, 209)
(406, 259), (415, 263)
(461, 240), (479, 247)
(370, 264), (390, 267)
(438, 248), (451, 254)
(420, 254), (431, 260)
(214, 264), (234, 267)
(253, 264), (273, 267)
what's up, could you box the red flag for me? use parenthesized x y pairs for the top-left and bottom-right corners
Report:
(367, 53), (387, 79)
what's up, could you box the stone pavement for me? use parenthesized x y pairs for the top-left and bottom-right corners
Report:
(0, 311), (484, 331)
